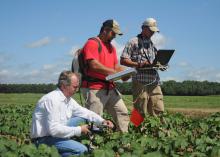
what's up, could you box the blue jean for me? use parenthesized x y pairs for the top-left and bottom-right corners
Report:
(34, 117), (88, 157)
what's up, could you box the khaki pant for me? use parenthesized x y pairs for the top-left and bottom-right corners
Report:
(81, 88), (129, 132)
(132, 81), (164, 117)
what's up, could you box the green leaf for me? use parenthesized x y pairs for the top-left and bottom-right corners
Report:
(211, 146), (220, 157)
(94, 135), (104, 145)
(143, 151), (163, 157)
(38, 144), (52, 155)
(121, 152), (132, 157)
(0, 142), (7, 153)
(148, 118), (160, 127)
(199, 122), (208, 132)
(1, 152), (18, 157)
(132, 148), (144, 156)
(190, 151), (207, 157)
(92, 149), (114, 157)
(174, 137), (188, 149)
(19, 144), (37, 156)
(50, 146), (60, 157)
(110, 132), (121, 140)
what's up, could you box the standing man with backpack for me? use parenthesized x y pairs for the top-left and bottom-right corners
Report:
(80, 19), (129, 132)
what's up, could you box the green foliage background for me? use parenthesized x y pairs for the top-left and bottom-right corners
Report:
(1, 80), (220, 95)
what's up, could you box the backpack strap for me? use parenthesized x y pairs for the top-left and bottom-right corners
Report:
(79, 37), (102, 75)
(89, 37), (113, 53)
(137, 34), (153, 66)
(88, 37), (102, 53)
(137, 34), (143, 50)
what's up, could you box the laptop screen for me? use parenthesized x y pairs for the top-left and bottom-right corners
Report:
(153, 49), (175, 65)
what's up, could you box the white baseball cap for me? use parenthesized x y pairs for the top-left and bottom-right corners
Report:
(142, 18), (159, 32)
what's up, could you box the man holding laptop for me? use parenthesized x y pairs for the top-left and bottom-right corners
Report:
(121, 18), (173, 124)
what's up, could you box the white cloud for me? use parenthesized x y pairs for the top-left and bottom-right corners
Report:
(159, 61), (220, 82)
(1, 40), (220, 84)
(25, 36), (70, 48)
(0, 69), (9, 76)
(69, 46), (81, 57)
(171, 66), (220, 82)
(161, 76), (181, 82)
(0, 69), (10, 82)
(151, 33), (167, 49)
(176, 61), (193, 70)
(26, 37), (51, 48)
(112, 40), (125, 58)
(216, 73), (220, 79)
(43, 64), (56, 70)
(0, 61), (69, 84)
(0, 52), (11, 65)
(30, 70), (40, 76)
(0, 54), (5, 63)
(58, 37), (68, 43)
(178, 61), (190, 67)
(1, 62), (220, 84)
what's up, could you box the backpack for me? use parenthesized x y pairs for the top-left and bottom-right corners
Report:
(71, 37), (102, 81)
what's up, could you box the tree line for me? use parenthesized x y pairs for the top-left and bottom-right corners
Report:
(0, 80), (220, 96)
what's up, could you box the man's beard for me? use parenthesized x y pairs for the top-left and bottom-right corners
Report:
(107, 38), (113, 43)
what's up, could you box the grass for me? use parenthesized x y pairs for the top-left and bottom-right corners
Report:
(0, 93), (83, 105)
(0, 93), (43, 105)
(164, 95), (220, 108)
(121, 95), (220, 110)
(0, 93), (220, 109)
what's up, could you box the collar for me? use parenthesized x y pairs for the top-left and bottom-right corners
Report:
(137, 34), (151, 41)
(56, 88), (70, 103)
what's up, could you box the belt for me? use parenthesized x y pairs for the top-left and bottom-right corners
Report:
(31, 136), (51, 143)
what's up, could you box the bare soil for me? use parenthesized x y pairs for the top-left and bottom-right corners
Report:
(167, 108), (220, 118)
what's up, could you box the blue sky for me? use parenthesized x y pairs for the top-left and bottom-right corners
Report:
(1, 0), (220, 84)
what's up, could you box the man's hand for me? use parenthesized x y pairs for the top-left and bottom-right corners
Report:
(88, 59), (117, 75)
(80, 125), (91, 135)
(102, 120), (114, 129)
(138, 61), (150, 68)
(159, 65), (169, 71)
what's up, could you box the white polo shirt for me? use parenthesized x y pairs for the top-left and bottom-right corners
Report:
(30, 88), (104, 139)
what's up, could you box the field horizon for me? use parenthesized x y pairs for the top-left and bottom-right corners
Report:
(0, 93), (219, 117)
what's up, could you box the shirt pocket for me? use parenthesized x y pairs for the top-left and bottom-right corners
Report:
(66, 110), (72, 119)
(60, 114), (66, 122)
(60, 109), (67, 123)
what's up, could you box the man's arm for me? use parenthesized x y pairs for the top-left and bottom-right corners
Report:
(72, 99), (105, 124)
(114, 64), (124, 72)
(88, 59), (116, 75)
(120, 57), (150, 68)
(114, 64), (131, 81)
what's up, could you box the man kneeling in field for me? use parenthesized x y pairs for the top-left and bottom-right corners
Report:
(30, 70), (113, 157)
